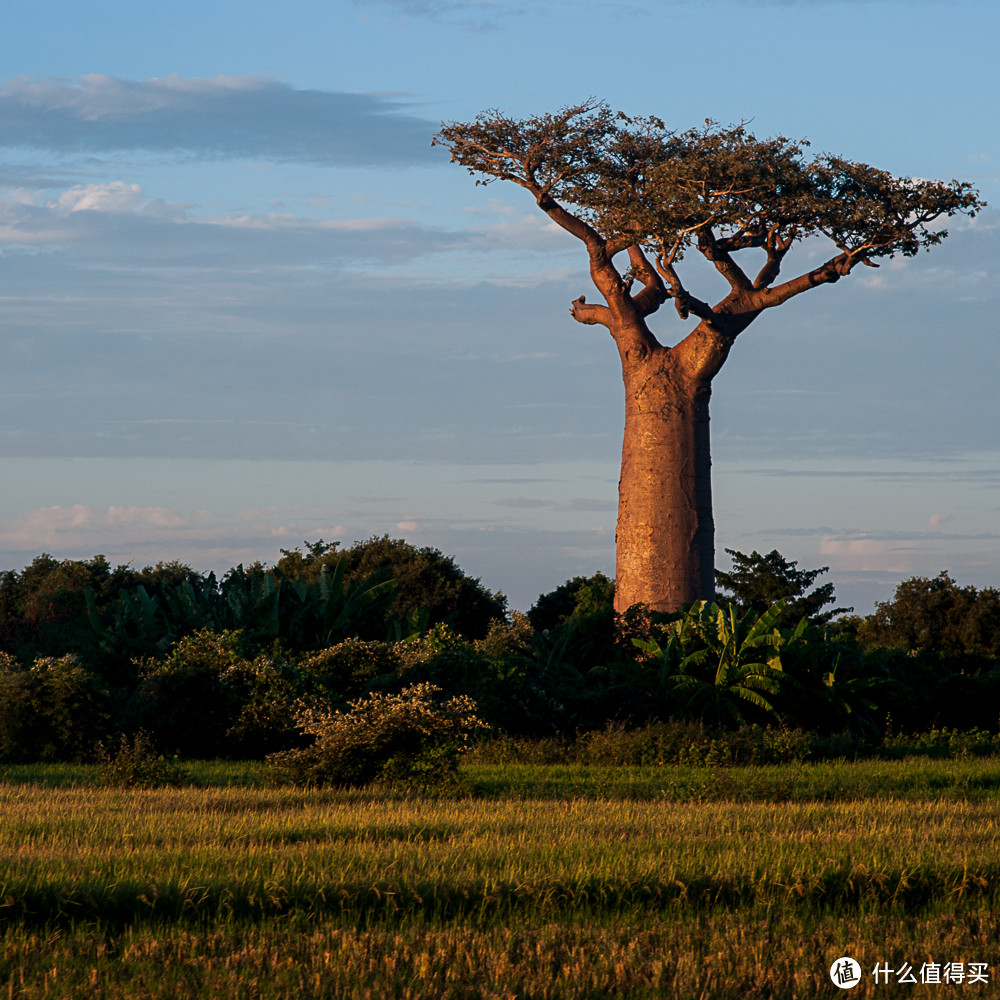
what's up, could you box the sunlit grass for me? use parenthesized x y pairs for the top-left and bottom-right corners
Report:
(2, 761), (999, 997)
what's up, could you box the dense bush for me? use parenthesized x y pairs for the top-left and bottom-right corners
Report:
(267, 683), (487, 788)
(298, 638), (401, 702)
(3, 547), (1000, 765)
(0, 653), (111, 763)
(126, 630), (268, 758)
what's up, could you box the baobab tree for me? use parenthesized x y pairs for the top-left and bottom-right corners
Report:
(435, 103), (984, 613)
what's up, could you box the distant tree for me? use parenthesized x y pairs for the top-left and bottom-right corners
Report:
(528, 572), (615, 632)
(436, 102), (983, 612)
(715, 548), (850, 627)
(0, 554), (136, 663)
(273, 539), (341, 581)
(857, 571), (1000, 656)
(133, 560), (214, 600)
(277, 537), (507, 639)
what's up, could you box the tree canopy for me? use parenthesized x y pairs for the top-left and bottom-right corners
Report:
(857, 571), (1000, 656)
(715, 548), (849, 628)
(436, 102), (984, 341)
(277, 536), (507, 639)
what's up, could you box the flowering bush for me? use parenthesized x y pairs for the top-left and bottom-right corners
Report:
(299, 639), (401, 699)
(268, 683), (487, 788)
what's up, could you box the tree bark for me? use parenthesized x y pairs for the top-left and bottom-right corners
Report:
(614, 346), (715, 614)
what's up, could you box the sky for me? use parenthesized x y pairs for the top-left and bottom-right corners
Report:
(1, 0), (998, 615)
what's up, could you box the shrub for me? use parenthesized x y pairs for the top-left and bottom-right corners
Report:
(470, 720), (815, 768)
(0, 653), (111, 762)
(299, 639), (401, 701)
(126, 629), (250, 757)
(95, 732), (189, 788)
(0, 664), (35, 763)
(882, 725), (1000, 760)
(223, 649), (305, 757)
(466, 731), (574, 765)
(268, 683), (487, 788)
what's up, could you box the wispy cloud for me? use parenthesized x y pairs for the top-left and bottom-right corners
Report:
(0, 184), (468, 266)
(0, 75), (439, 166)
(54, 181), (145, 213)
(0, 502), (350, 566)
(0, 503), (207, 550)
(353, 0), (952, 25)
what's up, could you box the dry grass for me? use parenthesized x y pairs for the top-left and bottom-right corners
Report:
(2, 762), (999, 997)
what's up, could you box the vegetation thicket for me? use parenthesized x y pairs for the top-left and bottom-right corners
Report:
(267, 683), (487, 788)
(2, 541), (1000, 765)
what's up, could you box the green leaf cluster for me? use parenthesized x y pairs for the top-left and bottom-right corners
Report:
(437, 101), (984, 267)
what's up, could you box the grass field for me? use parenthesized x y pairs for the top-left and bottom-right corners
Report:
(2, 760), (999, 998)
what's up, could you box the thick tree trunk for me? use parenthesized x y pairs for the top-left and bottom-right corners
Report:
(614, 352), (715, 614)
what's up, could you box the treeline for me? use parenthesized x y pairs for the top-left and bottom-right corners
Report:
(2, 540), (1000, 763)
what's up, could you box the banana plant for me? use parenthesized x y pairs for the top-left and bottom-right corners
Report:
(219, 558), (397, 648)
(632, 600), (801, 726)
(311, 559), (397, 647)
(85, 584), (171, 659)
(817, 650), (888, 735)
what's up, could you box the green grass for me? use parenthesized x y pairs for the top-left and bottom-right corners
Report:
(466, 756), (1000, 801)
(7, 755), (1000, 799)
(2, 760), (999, 997)
(0, 759), (269, 789)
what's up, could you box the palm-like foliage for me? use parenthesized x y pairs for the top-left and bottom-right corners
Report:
(219, 559), (397, 648)
(87, 558), (399, 660)
(633, 600), (802, 727)
(815, 651), (889, 736)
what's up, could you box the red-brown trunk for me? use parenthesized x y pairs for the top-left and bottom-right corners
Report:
(614, 356), (715, 614)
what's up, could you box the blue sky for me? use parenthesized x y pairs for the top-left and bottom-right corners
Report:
(1, 0), (997, 613)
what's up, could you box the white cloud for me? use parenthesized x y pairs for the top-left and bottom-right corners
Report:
(104, 505), (188, 527)
(0, 502), (355, 569)
(54, 181), (144, 213)
(0, 185), (471, 270)
(6, 73), (269, 120)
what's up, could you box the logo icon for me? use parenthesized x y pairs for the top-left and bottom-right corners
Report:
(830, 957), (862, 989)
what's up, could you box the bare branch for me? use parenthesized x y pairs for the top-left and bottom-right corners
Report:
(695, 228), (753, 292)
(534, 191), (606, 251)
(753, 226), (796, 289)
(654, 256), (717, 323)
(759, 251), (858, 308)
(568, 295), (611, 327)
(626, 245), (668, 317)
